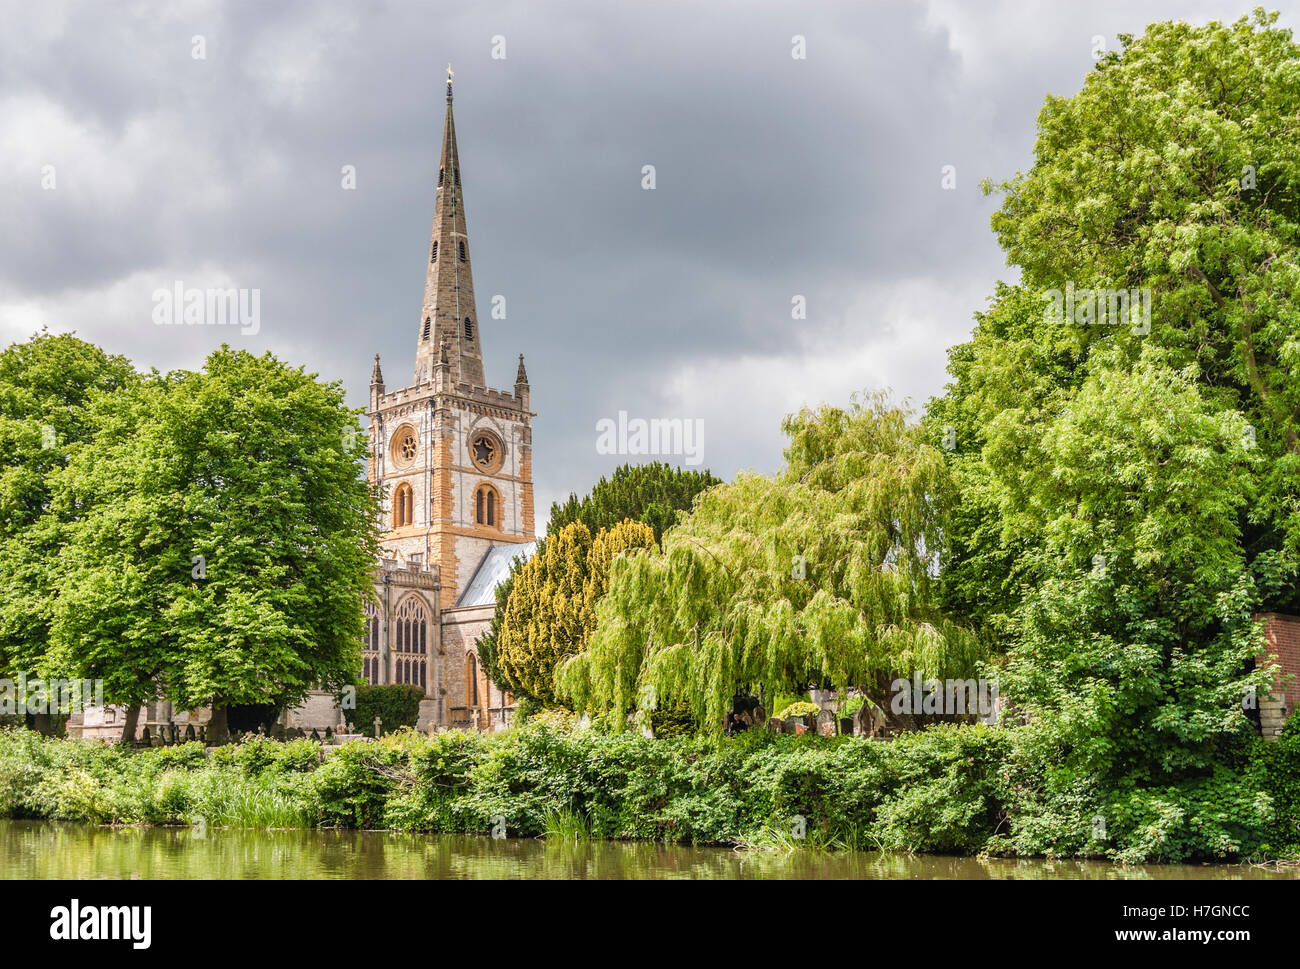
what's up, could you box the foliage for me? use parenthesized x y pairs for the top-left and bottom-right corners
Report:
(976, 10), (1300, 608)
(925, 13), (1300, 861)
(549, 461), (721, 545)
(558, 394), (984, 732)
(344, 683), (425, 735)
(1248, 714), (1300, 855)
(0, 333), (136, 687)
(774, 702), (820, 720)
(44, 345), (381, 716)
(494, 520), (656, 704)
(3, 726), (1292, 862)
(480, 463), (718, 692)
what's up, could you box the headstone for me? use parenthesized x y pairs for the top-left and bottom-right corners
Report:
(309, 729), (320, 742)
(373, 716), (382, 739)
(817, 710), (835, 737)
(794, 722), (808, 736)
(185, 724), (196, 741)
(270, 723), (287, 742)
(768, 717), (782, 733)
(139, 726), (151, 746)
(839, 717), (854, 736)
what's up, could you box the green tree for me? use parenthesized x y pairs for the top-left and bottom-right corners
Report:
(557, 394), (983, 733)
(981, 10), (1300, 601)
(0, 332), (136, 733)
(925, 12), (1300, 859)
(549, 461), (720, 544)
(48, 346), (381, 743)
(494, 520), (656, 705)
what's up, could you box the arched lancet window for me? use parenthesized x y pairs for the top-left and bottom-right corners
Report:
(466, 653), (478, 706)
(394, 598), (429, 655)
(393, 482), (414, 527)
(430, 241), (438, 263)
(458, 240), (466, 262)
(463, 317), (474, 340)
(361, 601), (380, 685)
(473, 484), (499, 528)
(422, 316), (431, 341)
(438, 168), (444, 186)
(392, 597), (430, 691)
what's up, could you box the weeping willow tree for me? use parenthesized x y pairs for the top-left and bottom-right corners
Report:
(556, 393), (984, 732)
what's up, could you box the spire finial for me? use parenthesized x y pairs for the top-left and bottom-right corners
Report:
(370, 353), (384, 387)
(446, 63), (454, 99)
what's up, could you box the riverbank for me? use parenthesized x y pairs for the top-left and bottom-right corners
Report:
(2, 724), (1296, 863)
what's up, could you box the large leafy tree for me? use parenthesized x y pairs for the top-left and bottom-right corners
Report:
(926, 12), (1300, 859)
(0, 332), (136, 731)
(557, 395), (983, 732)
(48, 346), (380, 742)
(980, 10), (1300, 599)
(493, 520), (656, 705)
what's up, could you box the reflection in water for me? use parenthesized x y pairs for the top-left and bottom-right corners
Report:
(0, 821), (1293, 880)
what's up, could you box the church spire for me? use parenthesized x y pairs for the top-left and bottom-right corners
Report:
(414, 65), (486, 387)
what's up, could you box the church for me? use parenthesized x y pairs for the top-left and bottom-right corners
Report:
(358, 68), (536, 732)
(70, 72), (535, 740)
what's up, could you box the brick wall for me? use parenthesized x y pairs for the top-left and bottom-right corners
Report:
(1255, 612), (1300, 739)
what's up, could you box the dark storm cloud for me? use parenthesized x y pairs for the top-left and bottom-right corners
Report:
(2, 0), (1292, 517)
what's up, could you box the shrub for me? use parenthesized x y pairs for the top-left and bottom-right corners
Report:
(346, 684), (425, 735)
(774, 702), (820, 720)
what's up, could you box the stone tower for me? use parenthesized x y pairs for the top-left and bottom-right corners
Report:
(368, 69), (536, 610)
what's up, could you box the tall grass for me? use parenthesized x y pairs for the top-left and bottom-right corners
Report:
(542, 808), (593, 842)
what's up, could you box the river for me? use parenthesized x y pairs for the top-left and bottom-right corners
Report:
(2, 820), (1295, 879)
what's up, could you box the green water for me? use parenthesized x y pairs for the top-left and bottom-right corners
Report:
(0, 820), (1294, 879)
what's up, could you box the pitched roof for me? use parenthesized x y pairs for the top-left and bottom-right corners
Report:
(455, 541), (538, 607)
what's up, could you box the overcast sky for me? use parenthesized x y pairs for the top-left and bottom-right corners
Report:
(3, 0), (1293, 523)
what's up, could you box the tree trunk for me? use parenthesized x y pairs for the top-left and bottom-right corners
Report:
(119, 704), (141, 745)
(207, 702), (229, 746)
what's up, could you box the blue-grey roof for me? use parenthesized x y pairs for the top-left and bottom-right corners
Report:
(455, 542), (538, 607)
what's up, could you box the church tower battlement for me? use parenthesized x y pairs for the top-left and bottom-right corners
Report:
(368, 68), (536, 611)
